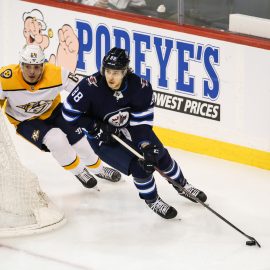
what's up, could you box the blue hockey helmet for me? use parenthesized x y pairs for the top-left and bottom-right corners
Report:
(102, 47), (130, 71)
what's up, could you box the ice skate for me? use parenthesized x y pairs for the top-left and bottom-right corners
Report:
(76, 168), (98, 188)
(146, 196), (177, 219)
(95, 167), (121, 182)
(174, 182), (207, 203)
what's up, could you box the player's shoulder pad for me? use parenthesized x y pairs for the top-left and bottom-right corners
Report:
(140, 77), (150, 89)
(43, 63), (62, 79)
(42, 63), (62, 85)
(85, 72), (102, 88)
(0, 64), (17, 80)
(44, 63), (61, 73)
(129, 73), (151, 89)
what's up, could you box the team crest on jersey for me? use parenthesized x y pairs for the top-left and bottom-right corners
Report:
(108, 111), (129, 127)
(31, 130), (40, 142)
(75, 127), (83, 134)
(17, 100), (52, 114)
(0, 69), (12, 79)
(87, 76), (98, 87)
(141, 78), (148, 88)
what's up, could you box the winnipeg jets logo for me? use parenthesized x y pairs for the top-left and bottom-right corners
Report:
(17, 100), (52, 114)
(87, 76), (98, 87)
(108, 111), (129, 127)
(141, 78), (148, 88)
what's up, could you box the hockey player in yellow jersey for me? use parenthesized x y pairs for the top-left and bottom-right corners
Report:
(0, 44), (121, 187)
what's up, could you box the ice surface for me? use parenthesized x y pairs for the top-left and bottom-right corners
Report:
(1, 128), (269, 270)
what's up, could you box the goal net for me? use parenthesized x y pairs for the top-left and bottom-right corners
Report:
(0, 109), (66, 237)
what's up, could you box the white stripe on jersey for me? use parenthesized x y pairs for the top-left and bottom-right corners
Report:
(131, 107), (154, 118)
(63, 99), (82, 113)
(129, 120), (153, 126)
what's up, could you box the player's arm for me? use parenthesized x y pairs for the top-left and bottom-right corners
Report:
(129, 79), (155, 149)
(62, 76), (96, 130)
(61, 67), (84, 93)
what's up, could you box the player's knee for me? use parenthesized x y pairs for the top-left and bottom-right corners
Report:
(43, 128), (69, 151)
(157, 148), (173, 170)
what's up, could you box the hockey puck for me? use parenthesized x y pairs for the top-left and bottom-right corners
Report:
(246, 240), (256, 246)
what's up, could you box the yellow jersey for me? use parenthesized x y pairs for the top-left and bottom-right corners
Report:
(0, 63), (79, 126)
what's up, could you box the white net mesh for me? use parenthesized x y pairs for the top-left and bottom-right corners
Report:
(0, 110), (66, 237)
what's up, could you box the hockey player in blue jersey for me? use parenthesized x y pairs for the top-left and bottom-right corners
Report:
(62, 47), (207, 219)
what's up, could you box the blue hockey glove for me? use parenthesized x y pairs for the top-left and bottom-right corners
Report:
(139, 144), (160, 174)
(89, 121), (120, 144)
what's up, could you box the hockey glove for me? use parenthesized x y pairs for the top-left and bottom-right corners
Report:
(139, 144), (160, 174)
(89, 121), (120, 144)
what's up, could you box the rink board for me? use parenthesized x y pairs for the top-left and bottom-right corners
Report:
(0, 0), (269, 169)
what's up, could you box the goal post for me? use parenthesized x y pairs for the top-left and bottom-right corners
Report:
(0, 109), (66, 237)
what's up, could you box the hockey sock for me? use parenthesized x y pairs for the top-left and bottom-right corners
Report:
(86, 158), (104, 175)
(162, 159), (186, 187)
(62, 155), (86, 175)
(156, 149), (186, 187)
(72, 137), (103, 174)
(43, 128), (85, 175)
(133, 175), (158, 201)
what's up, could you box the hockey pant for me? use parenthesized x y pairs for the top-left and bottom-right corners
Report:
(88, 130), (186, 201)
(16, 105), (103, 176)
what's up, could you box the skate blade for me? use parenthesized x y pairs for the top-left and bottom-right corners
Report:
(93, 186), (101, 192)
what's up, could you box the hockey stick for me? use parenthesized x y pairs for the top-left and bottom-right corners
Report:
(111, 134), (261, 248)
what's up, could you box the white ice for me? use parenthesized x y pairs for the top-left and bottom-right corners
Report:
(1, 127), (270, 270)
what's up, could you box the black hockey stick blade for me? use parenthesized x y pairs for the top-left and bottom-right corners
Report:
(246, 237), (261, 247)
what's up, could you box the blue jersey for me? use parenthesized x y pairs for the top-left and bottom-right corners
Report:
(62, 71), (155, 148)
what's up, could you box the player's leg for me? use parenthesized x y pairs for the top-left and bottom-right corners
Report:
(89, 138), (177, 219)
(72, 136), (121, 182)
(88, 138), (134, 175)
(54, 106), (121, 182)
(148, 131), (207, 202)
(129, 157), (177, 219)
(16, 119), (97, 188)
